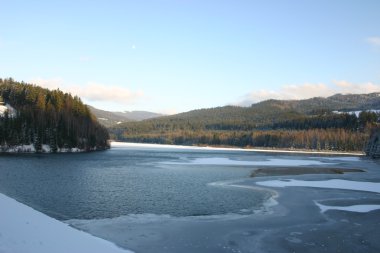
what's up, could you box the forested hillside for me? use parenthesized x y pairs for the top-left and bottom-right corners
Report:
(251, 93), (380, 114)
(0, 78), (109, 152)
(110, 93), (380, 152)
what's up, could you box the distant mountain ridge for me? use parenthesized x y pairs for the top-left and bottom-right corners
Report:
(252, 93), (380, 114)
(88, 106), (163, 127)
(95, 93), (380, 128)
(112, 92), (380, 131)
(138, 92), (380, 129)
(109, 92), (380, 152)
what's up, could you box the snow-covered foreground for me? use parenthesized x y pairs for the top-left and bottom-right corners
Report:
(111, 141), (364, 155)
(0, 193), (132, 253)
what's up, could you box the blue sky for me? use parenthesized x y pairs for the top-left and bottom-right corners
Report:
(1, 0), (379, 113)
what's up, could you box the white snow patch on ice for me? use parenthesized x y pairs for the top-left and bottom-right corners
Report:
(111, 142), (363, 156)
(111, 141), (252, 152)
(256, 179), (380, 193)
(323, 157), (361, 162)
(68, 212), (249, 228)
(166, 157), (333, 166)
(0, 193), (133, 253)
(315, 202), (380, 213)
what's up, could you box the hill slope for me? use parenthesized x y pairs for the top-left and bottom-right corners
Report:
(110, 93), (380, 151)
(113, 92), (380, 133)
(88, 105), (163, 127)
(0, 78), (109, 152)
(252, 93), (380, 114)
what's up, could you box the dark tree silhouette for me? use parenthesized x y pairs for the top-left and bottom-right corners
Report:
(0, 78), (109, 152)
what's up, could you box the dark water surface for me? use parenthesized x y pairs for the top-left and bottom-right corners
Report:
(0, 146), (286, 220)
(3, 145), (377, 253)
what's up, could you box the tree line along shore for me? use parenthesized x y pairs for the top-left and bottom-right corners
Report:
(0, 78), (109, 152)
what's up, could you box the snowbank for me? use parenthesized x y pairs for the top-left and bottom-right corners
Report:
(0, 193), (132, 253)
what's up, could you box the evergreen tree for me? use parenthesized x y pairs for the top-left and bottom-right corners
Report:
(0, 78), (110, 152)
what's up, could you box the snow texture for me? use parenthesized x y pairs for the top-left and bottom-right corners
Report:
(111, 142), (363, 156)
(180, 157), (333, 166)
(333, 109), (380, 117)
(0, 103), (17, 117)
(0, 105), (7, 116)
(316, 202), (380, 213)
(0, 193), (133, 253)
(0, 144), (84, 153)
(256, 179), (380, 193)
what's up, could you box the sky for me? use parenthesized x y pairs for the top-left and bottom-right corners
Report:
(1, 0), (380, 114)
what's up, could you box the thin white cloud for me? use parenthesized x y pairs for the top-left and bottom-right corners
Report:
(30, 78), (143, 105)
(238, 81), (380, 106)
(367, 37), (380, 47)
(78, 56), (92, 62)
(73, 82), (143, 104)
(158, 108), (177, 115)
(30, 78), (64, 90)
(333, 80), (380, 93)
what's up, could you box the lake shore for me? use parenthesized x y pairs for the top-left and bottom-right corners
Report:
(111, 141), (365, 156)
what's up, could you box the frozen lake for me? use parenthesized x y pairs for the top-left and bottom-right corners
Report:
(1, 143), (379, 252)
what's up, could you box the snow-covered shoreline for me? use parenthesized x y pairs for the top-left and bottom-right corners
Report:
(111, 141), (365, 156)
(0, 193), (132, 253)
(0, 141), (365, 156)
(0, 144), (92, 153)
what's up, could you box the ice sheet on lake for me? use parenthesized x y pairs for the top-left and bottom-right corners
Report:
(166, 157), (334, 166)
(111, 141), (251, 152)
(256, 179), (380, 193)
(68, 212), (246, 227)
(315, 202), (380, 213)
(111, 142), (363, 156)
(0, 193), (132, 253)
(323, 157), (361, 162)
